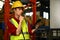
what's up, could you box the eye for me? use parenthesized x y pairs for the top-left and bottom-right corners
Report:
(14, 7), (24, 11)
(19, 8), (22, 10)
(18, 7), (23, 10)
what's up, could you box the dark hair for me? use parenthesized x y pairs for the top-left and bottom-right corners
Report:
(12, 7), (24, 10)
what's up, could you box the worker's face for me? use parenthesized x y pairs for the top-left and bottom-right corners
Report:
(14, 7), (23, 16)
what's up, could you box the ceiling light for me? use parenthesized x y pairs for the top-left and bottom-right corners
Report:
(10, 3), (13, 5)
(23, 5), (26, 7)
(46, 6), (48, 8)
(0, 1), (4, 9)
(36, 1), (40, 4)
(29, 7), (32, 9)
(37, 4), (41, 7)
(24, 7), (28, 10)
(2, 0), (5, 1)
(43, 12), (48, 19)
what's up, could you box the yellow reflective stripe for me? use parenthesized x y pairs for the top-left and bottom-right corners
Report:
(10, 18), (18, 28)
(10, 34), (30, 40)
(21, 19), (28, 32)
(23, 34), (30, 39)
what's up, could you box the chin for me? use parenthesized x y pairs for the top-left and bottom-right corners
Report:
(19, 14), (22, 16)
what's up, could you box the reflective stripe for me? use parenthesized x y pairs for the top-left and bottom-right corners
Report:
(10, 34), (30, 40)
(9, 18), (18, 28)
(21, 19), (28, 32)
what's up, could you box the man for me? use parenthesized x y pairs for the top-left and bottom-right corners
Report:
(4, 1), (30, 40)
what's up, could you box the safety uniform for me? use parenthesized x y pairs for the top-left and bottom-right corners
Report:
(4, 16), (30, 40)
(10, 18), (30, 40)
(4, 1), (30, 40)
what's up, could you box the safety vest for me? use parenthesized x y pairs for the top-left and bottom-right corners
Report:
(10, 18), (30, 40)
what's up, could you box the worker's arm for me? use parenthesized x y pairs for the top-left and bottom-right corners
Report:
(16, 16), (24, 35)
(16, 21), (22, 35)
(32, 24), (39, 33)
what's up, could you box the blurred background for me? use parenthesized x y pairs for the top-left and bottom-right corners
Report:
(0, 0), (60, 40)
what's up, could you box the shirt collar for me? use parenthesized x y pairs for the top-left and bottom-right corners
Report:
(13, 16), (19, 23)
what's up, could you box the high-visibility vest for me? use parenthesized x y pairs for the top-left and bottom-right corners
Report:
(10, 18), (30, 40)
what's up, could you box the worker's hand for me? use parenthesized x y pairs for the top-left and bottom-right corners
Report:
(16, 16), (24, 35)
(16, 27), (21, 35)
(32, 25), (40, 33)
(16, 22), (22, 35)
(19, 16), (24, 23)
(32, 29), (36, 33)
(35, 24), (40, 29)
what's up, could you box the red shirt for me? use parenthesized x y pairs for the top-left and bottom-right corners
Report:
(4, 16), (19, 40)
(4, 16), (35, 40)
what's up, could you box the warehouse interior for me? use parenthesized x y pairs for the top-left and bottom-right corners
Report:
(0, 0), (60, 40)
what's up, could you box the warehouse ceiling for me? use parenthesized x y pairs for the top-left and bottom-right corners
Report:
(0, 0), (50, 13)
